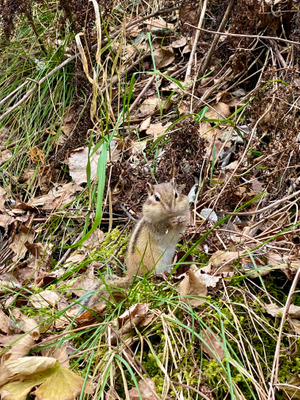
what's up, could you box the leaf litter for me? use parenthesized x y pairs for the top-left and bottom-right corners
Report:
(0, 0), (299, 398)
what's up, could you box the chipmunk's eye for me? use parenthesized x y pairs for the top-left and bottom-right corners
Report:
(174, 192), (178, 199)
(155, 194), (160, 202)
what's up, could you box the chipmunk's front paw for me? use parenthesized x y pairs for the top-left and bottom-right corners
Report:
(171, 216), (187, 225)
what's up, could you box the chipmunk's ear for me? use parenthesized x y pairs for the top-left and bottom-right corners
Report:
(146, 182), (154, 195)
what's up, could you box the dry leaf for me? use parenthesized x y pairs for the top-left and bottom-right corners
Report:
(146, 122), (172, 139)
(196, 272), (221, 288)
(198, 121), (220, 143)
(0, 150), (12, 165)
(71, 265), (98, 297)
(290, 319), (300, 335)
(28, 147), (45, 164)
(140, 116), (151, 131)
(28, 182), (83, 210)
(10, 310), (39, 339)
(178, 100), (188, 116)
(127, 378), (158, 400)
(0, 214), (14, 230)
(265, 303), (300, 319)
(130, 140), (147, 160)
(0, 333), (36, 360)
(281, 374), (300, 399)
(82, 229), (105, 250)
(0, 275), (21, 293)
(127, 25), (140, 39)
(179, 270), (207, 306)
(146, 18), (173, 32)
(0, 356), (56, 384)
(137, 96), (160, 117)
(67, 147), (100, 185)
(223, 160), (239, 171)
(109, 303), (150, 342)
(61, 108), (76, 138)
(205, 102), (231, 120)
(21, 242), (53, 284)
(209, 251), (240, 274)
(251, 178), (265, 194)
(9, 228), (35, 262)
(64, 252), (87, 266)
(179, 2), (199, 30)
(106, 387), (123, 400)
(29, 290), (60, 309)
(171, 38), (186, 48)
(0, 310), (9, 334)
(201, 328), (225, 360)
(0, 357), (92, 400)
(68, 143), (119, 185)
(41, 344), (70, 368)
(153, 47), (174, 69)
(117, 303), (149, 330)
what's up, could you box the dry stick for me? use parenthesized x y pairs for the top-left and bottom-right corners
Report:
(185, 24), (300, 46)
(198, 0), (236, 77)
(268, 267), (300, 400)
(0, 81), (29, 107)
(129, 75), (155, 113)
(221, 188), (300, 216)
(185, 0), (208, 80)
(269, 39), (287, 68)
(0, 6), (180, 122)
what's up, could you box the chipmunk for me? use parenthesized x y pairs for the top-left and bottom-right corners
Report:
(83, 180), (189, 311)
(126, 179), (190, 277)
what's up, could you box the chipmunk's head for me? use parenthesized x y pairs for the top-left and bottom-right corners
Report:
(143, 179), (189, 223)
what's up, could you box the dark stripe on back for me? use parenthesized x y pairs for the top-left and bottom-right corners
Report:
(130, 219), (146, 253)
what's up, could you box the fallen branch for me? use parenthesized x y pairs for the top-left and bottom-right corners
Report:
(185, 0), (207, 80)
(186, 24), (300, 46)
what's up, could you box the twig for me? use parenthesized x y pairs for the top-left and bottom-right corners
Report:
(0, 81), (28, 107)
(221, 188), (300, 216)
(198, 0), (236, 77)
(186, 24), (300, 47)
(185, 0), (207, 80)
(268, 267), (300, 400)
(129, 75), (155, 113)
(269, 39), (287, 68)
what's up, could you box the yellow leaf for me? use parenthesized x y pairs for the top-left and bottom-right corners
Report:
(33, 365), (86, 400)
(0, 357), (91, 400)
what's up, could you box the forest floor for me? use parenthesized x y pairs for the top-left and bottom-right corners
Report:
(0, 1), (300, 399)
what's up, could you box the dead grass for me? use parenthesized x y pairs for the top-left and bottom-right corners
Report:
(0, 0), (300, 399)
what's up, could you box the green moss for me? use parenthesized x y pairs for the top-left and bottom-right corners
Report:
(91, 227), (128, 266)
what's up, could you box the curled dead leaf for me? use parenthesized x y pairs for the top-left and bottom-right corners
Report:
(179, 270), (207, 306)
